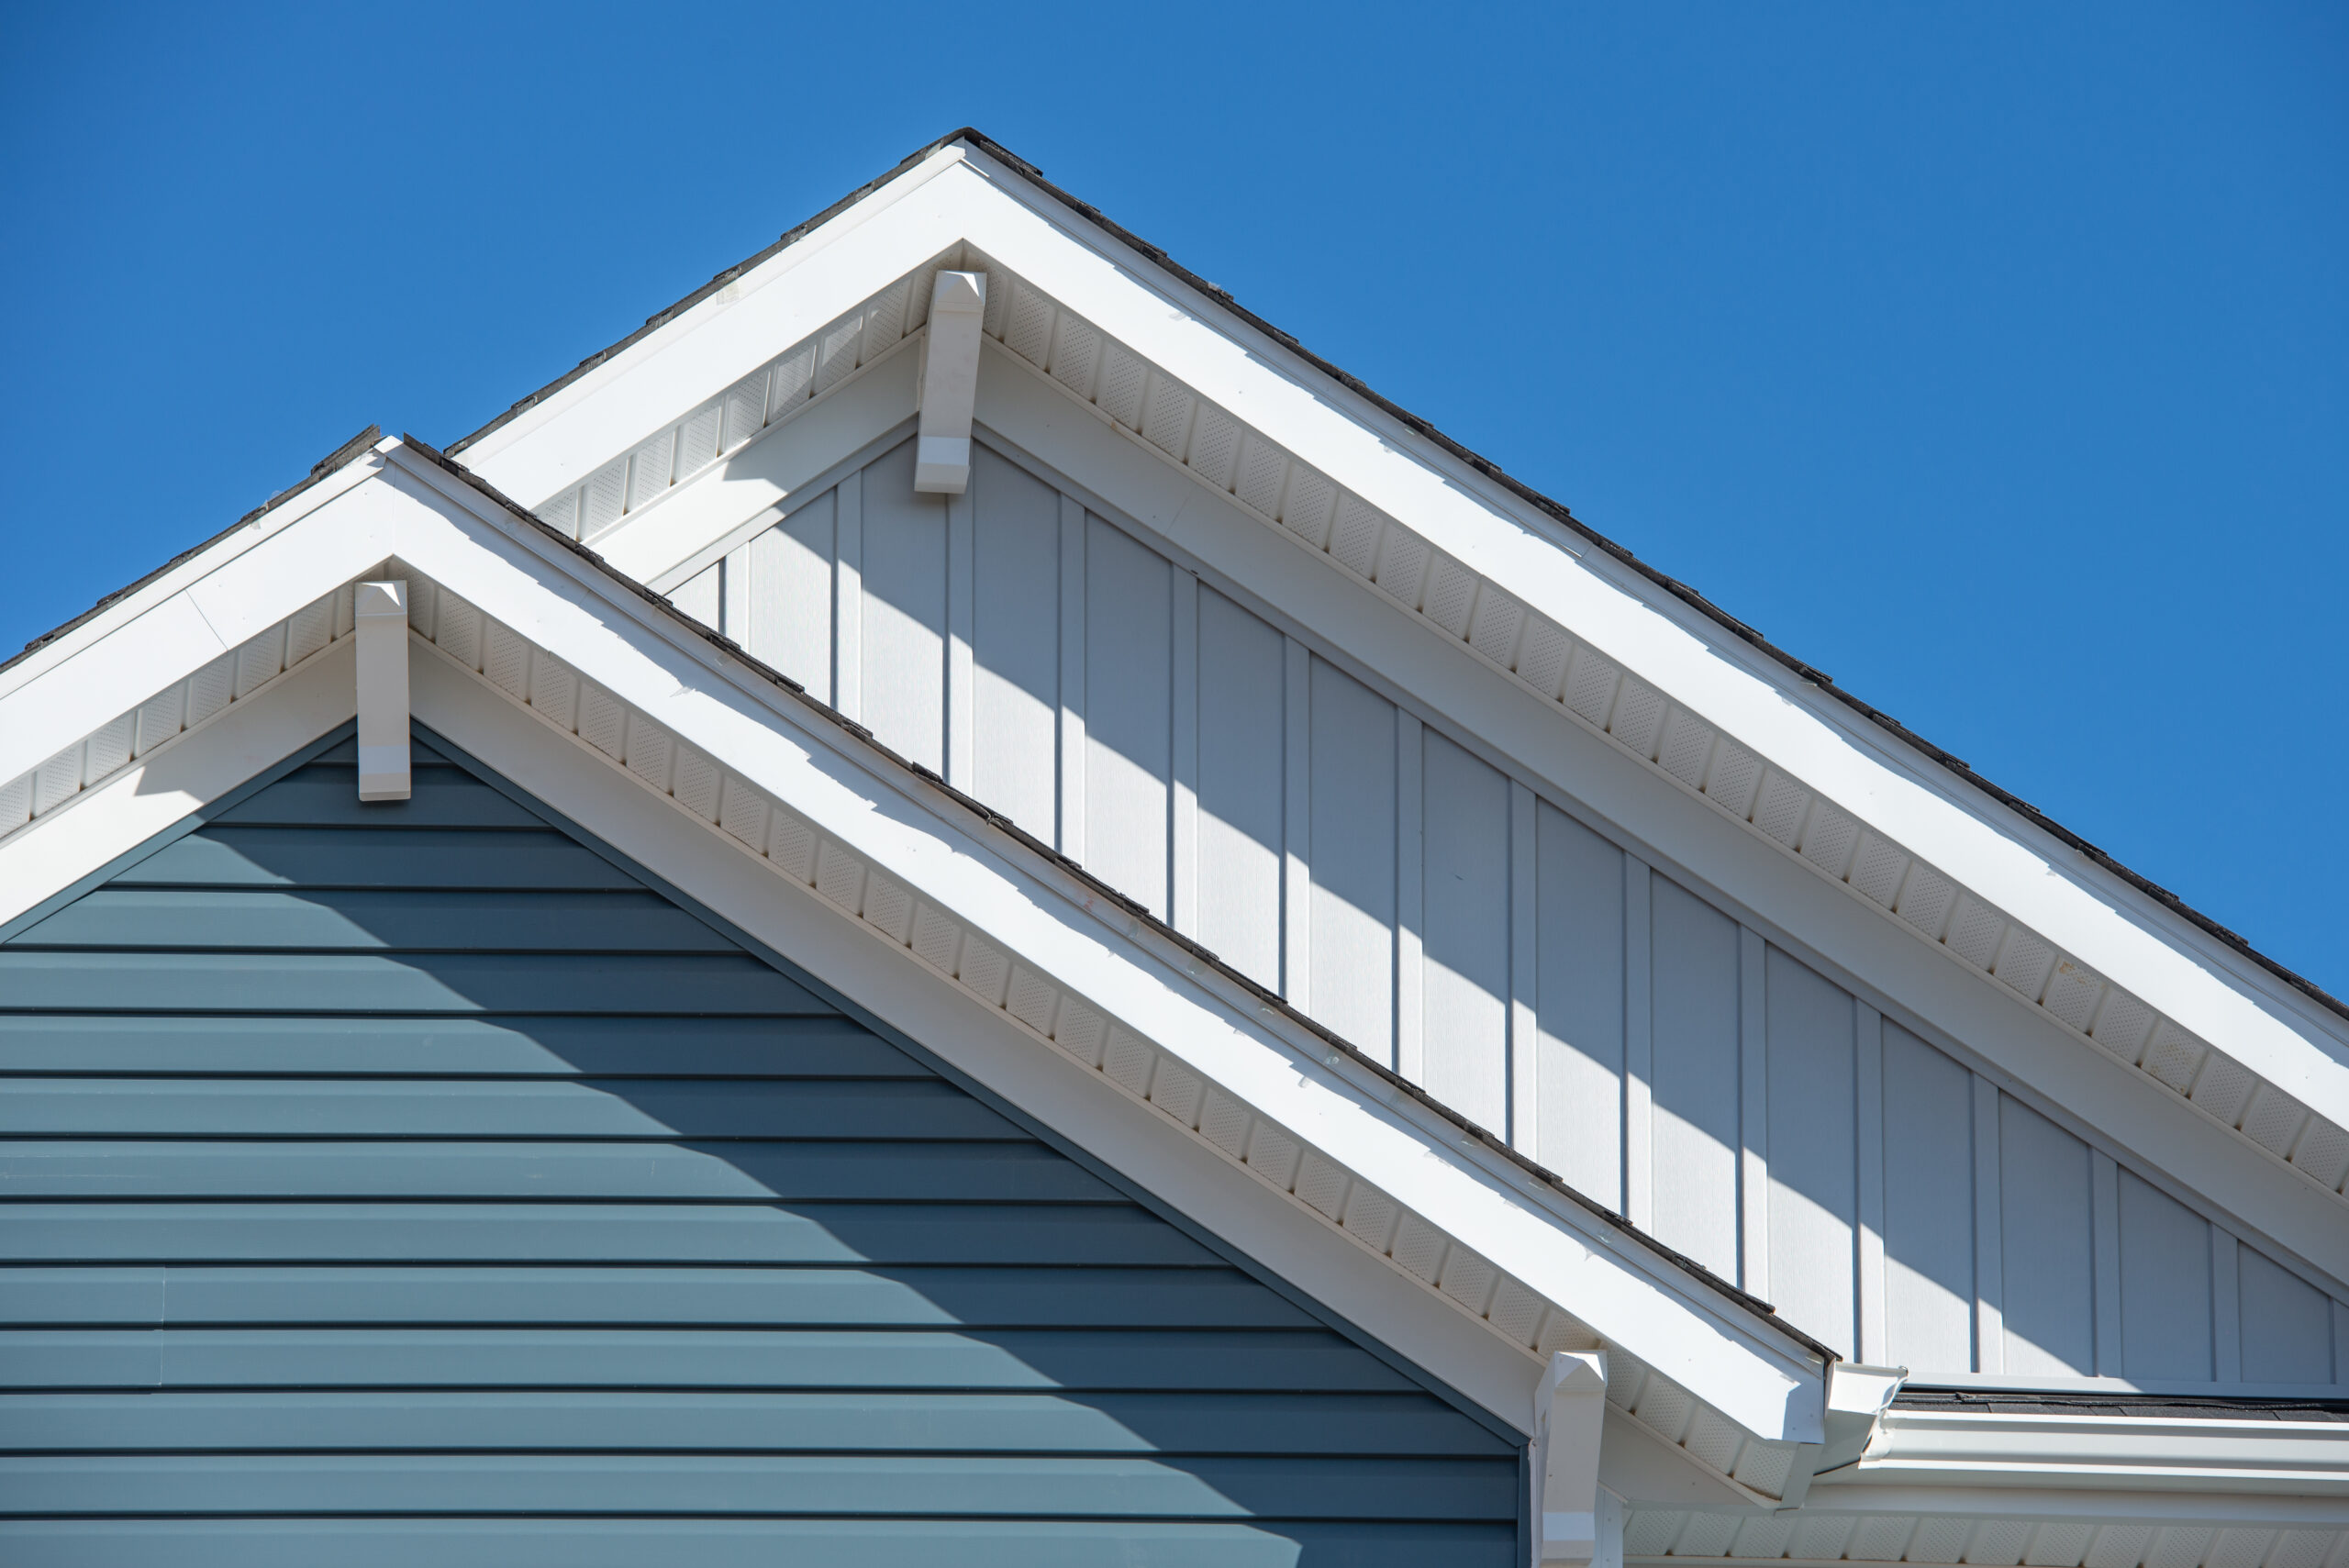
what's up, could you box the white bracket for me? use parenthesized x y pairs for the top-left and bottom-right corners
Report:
(1534, 1351), (1619, 1568)
(353, 580), (411, 802)
(913, 271), (986, 494)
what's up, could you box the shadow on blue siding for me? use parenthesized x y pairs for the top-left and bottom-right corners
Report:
(0, 724), (1523, 1566)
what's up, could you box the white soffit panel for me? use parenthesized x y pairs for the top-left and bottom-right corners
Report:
(440, 140), (2349, 1210)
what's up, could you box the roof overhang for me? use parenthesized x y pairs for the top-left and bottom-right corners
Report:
(424, 135), (2349, 1249)
(0, 439), (1834, 1487)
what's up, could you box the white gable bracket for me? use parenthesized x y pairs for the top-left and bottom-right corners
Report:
(354, 579), (410, 801)
(913, 270), (985, 493)
(1536, 1351), (1620, 1567)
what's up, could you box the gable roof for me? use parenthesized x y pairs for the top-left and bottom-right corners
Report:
(402, 433), (1811, 1348)
(0, 427), (1847, 1489)
(408, 130), (2349, 1243)
(2, 133), (2343, 1414)
(447, 126), (2346, 1037)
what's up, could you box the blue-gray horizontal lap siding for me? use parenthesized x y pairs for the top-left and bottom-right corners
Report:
(0, 728), (1521, 1566)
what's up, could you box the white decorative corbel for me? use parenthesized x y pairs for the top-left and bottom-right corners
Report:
(1533, 1351), (1619, 1568)
(913, 270), (986, 494)
(353, 579), (411, 802)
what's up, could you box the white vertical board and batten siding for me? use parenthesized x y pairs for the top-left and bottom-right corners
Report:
(968, 449), (1058, 836)
(672, 429), (2349, 1389)
(966, 242), (2349, 1214)
(1195, 588), (1285, 990)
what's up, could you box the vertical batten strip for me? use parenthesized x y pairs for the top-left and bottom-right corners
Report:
(2092, 1151), (2124, 1375)
(2212, 1230), (2243, 1383)
(1509, 780), (1539, 1155)
(833, 470), (863, 723)
(1281, 636), (1313, 1013)
(1856, 1002), (1887, 1364)
(1395, 711), (1425, 1082)
(719, 550), (747, 642)
(1624, 856), (1656, 1231)
(1739, 926), (1770, 1301)
(1974, 1074), (2006, 1374)
(1057, 495), (1087, 860)
(945, 484), (975, 791)
(1169, 570), (1199, 937)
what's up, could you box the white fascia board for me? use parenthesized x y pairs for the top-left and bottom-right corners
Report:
(931, 150), (2349, 1119)
(460, 146), (970, 503)
(972, 363), (2349, 1287)
(360, 450), (1831, 1442)
(0, 446), (389, 778)
(1856, 1409), (2349, 1496)
(1803, 1480), (2349, 1529)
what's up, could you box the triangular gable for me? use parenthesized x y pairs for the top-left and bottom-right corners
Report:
(0, 437), (1835, 1492)
(429, 131), (2347, 1265)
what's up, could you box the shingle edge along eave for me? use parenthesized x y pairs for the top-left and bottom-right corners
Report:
(435, 125), (2343, 1034)
(395, 432), (1827, 1369)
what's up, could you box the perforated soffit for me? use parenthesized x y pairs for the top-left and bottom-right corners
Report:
(489, 224), (2349, 1215)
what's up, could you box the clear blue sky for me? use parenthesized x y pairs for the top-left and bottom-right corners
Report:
(4, 4), (2343, 987)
